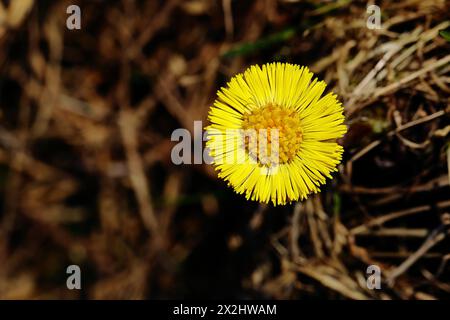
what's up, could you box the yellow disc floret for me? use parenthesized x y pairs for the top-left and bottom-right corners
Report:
(242, 103), (303, 165)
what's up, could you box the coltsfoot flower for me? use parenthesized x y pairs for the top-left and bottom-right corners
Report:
(206, 62), (346, 205)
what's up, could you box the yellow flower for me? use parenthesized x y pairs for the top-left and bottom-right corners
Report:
(206, 62), (346, 205)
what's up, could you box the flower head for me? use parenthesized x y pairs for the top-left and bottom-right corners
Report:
(206, 62), (346, 205)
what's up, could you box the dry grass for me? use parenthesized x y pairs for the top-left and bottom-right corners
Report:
(0, 0), (449, 299)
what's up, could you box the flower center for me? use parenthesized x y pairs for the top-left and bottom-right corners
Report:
(242, 103), (303, 165)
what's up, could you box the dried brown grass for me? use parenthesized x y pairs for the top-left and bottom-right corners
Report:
(0, 0), (449, 299)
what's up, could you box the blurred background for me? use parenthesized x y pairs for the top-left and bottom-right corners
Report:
(0, 0), (449, 299)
